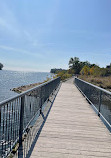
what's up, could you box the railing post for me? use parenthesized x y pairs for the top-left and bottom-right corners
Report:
(18, 96), (25, 157)
(0, 107), (1, 157)
(98, 91), (102, 117)
(40, 87), (42, 115)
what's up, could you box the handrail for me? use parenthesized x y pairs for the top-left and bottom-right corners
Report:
(74, 77), (111, 132)
(0, 77), (60, 106)
(75, 77), (111, 95)
(0, 77), (60, 157)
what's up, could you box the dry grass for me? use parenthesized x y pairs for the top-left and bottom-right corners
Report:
(79, 75), (111, 92)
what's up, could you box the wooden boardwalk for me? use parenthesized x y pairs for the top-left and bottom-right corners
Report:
(30, 78), (111, 158)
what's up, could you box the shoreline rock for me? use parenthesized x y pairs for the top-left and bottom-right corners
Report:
(11, 77), (52, 93)
(12, 82), (41, 93)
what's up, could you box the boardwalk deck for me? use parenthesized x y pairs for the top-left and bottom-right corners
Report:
(30, 78), (111, 158)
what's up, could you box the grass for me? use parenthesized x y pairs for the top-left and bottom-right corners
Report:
(79, 75), (111, 92)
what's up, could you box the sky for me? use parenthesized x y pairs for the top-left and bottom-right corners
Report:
(0, 0), (111, 72)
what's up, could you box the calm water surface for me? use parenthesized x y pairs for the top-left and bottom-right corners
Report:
(0, 70), (52, 102)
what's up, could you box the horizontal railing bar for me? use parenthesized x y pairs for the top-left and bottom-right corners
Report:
(75, 81), (99, 112)
(75, 81), (111, 128)
(76, 77), (111, 95)
(0, 76), (60, 158)
(0, 77), (60, 107)
(74, 77), (111, 132)
(23, 108), (40, 133)
(6, 105), (43, 157)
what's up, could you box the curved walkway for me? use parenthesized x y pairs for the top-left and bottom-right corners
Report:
(30, 78), (111, 158)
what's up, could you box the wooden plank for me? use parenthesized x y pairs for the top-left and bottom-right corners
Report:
(30, 78), (111, 158)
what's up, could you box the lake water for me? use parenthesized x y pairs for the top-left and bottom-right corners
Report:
(0, 70), (52, 102)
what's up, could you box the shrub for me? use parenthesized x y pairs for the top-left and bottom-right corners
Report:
(57, 71), (72, 81)
(80, 65), (90, 75)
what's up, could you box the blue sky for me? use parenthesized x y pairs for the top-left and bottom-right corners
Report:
(0, 0), (111, 72)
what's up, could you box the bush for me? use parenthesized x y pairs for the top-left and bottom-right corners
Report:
(80, 65), (90, 75)
(93, 67), (108, 77)
(57, 71), (72, 81)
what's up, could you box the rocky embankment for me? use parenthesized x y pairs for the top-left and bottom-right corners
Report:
(11, 77), (52, 93)
(12, 82), (42, 93)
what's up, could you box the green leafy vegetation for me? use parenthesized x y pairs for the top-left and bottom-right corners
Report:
(80, 65), (109, 77)
(50, 68), (67, 74)
(68, 57), (97, 74)
(51, 57), (111, 90)
(68, 57), (111, 77)
(69, 57), (111, 91)
(51, 68), (73, 81)
(56, 71), (72, 81)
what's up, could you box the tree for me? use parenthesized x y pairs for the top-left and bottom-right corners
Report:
(69, 57), (81, 74)
(0, 63), (3, 70)
(50, 68), (67, 74)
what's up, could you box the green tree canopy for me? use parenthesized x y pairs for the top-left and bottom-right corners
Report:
(69, 57), (81, 74)
(69, 57), (98, 74)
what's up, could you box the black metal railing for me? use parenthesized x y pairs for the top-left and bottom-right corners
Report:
(0, 77), (60, 157)
(75, 77), (111, 132)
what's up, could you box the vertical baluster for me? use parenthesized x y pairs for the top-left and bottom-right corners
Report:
(15, 99), (17, 140)
(40, 87), (42, 114)
(0, 78), (61, 157)
(7, 103), (10, 153)
(15, 99), (18, 139)
(98, 91), (102, 117)
(0, 106), (1, 157)
(5, 104), (8, 155)
(19, 96), (25, 144)
(14, 100), (16, 142)
(12, 102), (14, 144)
(2, 106), (5, 157)
(18, 96), (25, 158)
(18, 98), (20, 137)
(10, 102), (13, 150)
(9, 103), (11, 150)
(30, 96), (32, 121)
(23, 138), (25, 158)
